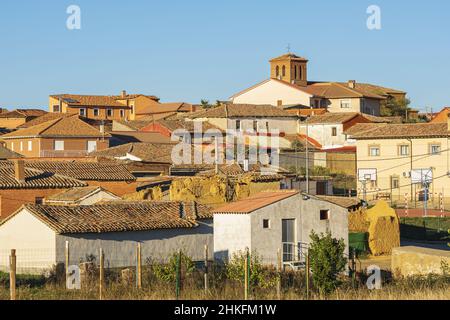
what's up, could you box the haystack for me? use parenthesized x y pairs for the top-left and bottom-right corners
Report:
(366, 201), (400, 256)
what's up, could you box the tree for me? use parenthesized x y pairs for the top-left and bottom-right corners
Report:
(381, 96), (411, 118)
(308, 231), (347, 295)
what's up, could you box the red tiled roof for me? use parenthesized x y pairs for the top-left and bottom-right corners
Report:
(213, 191), (299, 214)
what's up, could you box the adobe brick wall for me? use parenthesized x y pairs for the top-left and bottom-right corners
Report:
(0, 188), (68, 220)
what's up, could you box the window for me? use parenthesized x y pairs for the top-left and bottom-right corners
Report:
(391, 176), (400, 189)
(93, 108), (100, 117)
(87, 141), (97, 153)
(20, 141), (23, 152)
(253, 121), (258, 131)
(263, 219), (270, 229)
(53, 105), (60, 113)
(299, 66), (302, 80)
(235, 120), (241, 131)
(275, 66), (280, 77)
(35, 197), (44, 205)
(277, 100), (283, 107)
(10, 142), (14, 151)
(282, 65), (286, 77)
(320, 210), (330, 221)
(107, 109), (113, 117)
(120, 110), (125, 118)
(28, 141), (32, 152)
(398, 145), (410, 156)
(332, 127), (337, 137)
(314, 100), (320, 108)
(294, 66), (297, 79)
(79, 108), (86, 117)
(54, 140), (64, 151)
(340, 99), (351, 109)
(430, 144), (441, 155)
(369, 146), (380, 157)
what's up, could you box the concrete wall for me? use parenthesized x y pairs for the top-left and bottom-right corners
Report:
(231, 79), (312, 106)
(0, 208), (56, 273)
(299, 124), (350, 149)
(392, 246), (450, 277)
(214, 194), (349, 266)
(214, 214), (251, 261)
(56, 219), (214, 267)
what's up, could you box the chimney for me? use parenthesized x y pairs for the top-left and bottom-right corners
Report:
(348, 80), (356, 89)
(121, 90), (127, 98)
(14, 160), (25, 183)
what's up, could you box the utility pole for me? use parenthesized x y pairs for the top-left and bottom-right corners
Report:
(305, 120), (310, 194)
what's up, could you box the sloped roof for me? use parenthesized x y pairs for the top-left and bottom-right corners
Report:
(305, 82), (386, 100)
(4, 201), (212, 234)
(189, 104), (296, 119)
(0, 145), (23, 159)
(1, 116), (109, 139)
(350, 123), (450, 139)
(155, 119), (222, 133)
(45, 186), (109, 202)
(270, 53), (308, 62)
(0, 161), (86, 189)
(110, 131), (173, 145)
(24, 160), (136, 181)
(316, 196), (361, 209)
(305, 112), (391, 125)
(339, 82), (406, 96)
(91, 143), (175, 163)
(0, 109), (47, 119)
(17, 113), (71, 129)
(51, 94), (126, 107)
(213, 191), (299, 214)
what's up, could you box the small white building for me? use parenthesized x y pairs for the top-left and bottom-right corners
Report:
(44, 186), (120, 206)
(213, 191), (349, 267)
(0, 201), (213, 274)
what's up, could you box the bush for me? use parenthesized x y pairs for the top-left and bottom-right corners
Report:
(152, 252), (195, 283)
(309, 231), (347, 295)
(226, 251), (277, 289)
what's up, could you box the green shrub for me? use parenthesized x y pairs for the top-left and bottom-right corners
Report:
(152, 252), (195, 283)
(226, 251), (277, 289)
(309, 231), (347, 295)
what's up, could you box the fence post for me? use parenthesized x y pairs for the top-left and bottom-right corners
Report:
(244, 248), (250, 300)
(204, 244), (208, 294)
(305, 251), (310, 300)
(176, 250), (181, 300)
(404, 193), (409, 217)
(9, 249), (16, 301)
(277, 248), (282, 300)
(99, 248), (104, 300)
(136, 243), (142, 289)
(65, 241), (69, 287)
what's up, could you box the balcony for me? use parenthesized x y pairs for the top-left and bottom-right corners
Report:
(40, 150), (90, 158)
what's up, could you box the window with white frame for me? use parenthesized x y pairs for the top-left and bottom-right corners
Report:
(20, 141), (23, 152)
(107, 109), (113, 117)
(120, 109), (125, 118)
(28, 141), (32, 151)
(340, 99), (351, 109)
(53, 105), (60, 113)
(79, 108), (86, 117)
(430, 144), (441, 155)
(93, 108), (100, 117)
(54, 140), (64, 151)
(398, 144), (410, 156)
(235, 120), (241, 131)
(11, 142), (14, 151)
(369, 145), (380, 157)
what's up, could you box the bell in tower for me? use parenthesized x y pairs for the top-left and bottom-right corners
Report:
(269, 53), (308, 87)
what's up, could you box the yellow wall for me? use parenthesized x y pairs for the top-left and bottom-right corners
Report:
(356, 137), (450, 204)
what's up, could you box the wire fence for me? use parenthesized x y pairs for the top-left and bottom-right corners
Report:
(0, 243), (383, 300)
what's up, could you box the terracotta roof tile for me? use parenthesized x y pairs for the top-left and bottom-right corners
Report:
(91, 142), (175, 163)
(351, 123), (450, 139)
(213, 191), (299, 214)
(45, 186), (107, 202)
(1, 116), (109, 139)
(0, 161), (86, 189)
(24, 160), (136, 181)
(8, 201), (212, 234)
(190, 104), (296, 119)
(51, 94), (126, 108)
(0, 109), (47, 119)
(0, 146), (23, 159)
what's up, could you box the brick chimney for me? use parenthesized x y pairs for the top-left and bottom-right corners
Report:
(348, 80), (356, 89)
(14, 159), (25, 183)
(121, 90), (127, 98)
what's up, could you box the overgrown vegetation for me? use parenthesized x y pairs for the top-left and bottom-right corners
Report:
(308, 232), (347, 295)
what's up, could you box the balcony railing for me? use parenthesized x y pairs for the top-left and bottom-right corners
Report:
(40, 150), (91, 158)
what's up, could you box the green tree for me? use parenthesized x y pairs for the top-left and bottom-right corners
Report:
(381, 96), (411, 118)
(200, 99), (213, 109)
(308, 231), (347, 295)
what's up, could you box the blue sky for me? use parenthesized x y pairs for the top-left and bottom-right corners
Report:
(0, 0), (449, 111)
